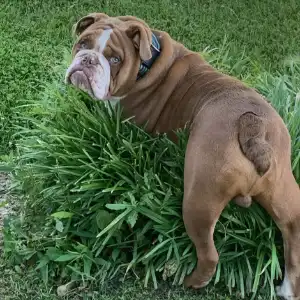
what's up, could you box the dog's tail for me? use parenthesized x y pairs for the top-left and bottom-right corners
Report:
(238, 112), (273, 176)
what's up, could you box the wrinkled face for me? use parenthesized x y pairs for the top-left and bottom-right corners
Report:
(65, 13), (153, 100)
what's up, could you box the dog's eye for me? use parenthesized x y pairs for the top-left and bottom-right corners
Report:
(109, 56), (121, 64)
(79, 41), (87, 49)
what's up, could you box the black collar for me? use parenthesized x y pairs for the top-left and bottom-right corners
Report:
(137, 32), (161, 80)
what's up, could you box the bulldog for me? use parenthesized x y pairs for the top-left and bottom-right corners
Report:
(65, 13), (300, 299)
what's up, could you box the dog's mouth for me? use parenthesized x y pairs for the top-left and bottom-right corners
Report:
(68, 68), (94, 97)
(65, 54), (111, 100)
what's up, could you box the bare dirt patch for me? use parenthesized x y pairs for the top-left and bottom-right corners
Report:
(0, 173), (14, 246)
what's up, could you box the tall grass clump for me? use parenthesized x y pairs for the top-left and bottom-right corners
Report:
(2, 50), (300, 299)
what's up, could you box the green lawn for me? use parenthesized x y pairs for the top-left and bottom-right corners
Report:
(0, 268), (241, 300)
(1, 0), (300, 155)
(1, 0), (300, 299)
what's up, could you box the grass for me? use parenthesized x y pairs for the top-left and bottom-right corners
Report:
(1, 0), (300, 299)
(1, 0), (300, 154)
(0, 267), (240, 300)
(2, 53), (300, 300)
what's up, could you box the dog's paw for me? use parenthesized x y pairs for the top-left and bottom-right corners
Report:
(183, 273), (211, 289)
(276, 275), (299, 300)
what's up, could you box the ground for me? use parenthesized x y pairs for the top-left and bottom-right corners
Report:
(0, 273), (242, 300)
(1, 0), (300, 299)
(0, 174), (13, 246)
(1, 0), (300, 155)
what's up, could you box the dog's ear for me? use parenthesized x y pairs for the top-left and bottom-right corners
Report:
(125, 21), (152, 61)
(72, 13), (109, 37)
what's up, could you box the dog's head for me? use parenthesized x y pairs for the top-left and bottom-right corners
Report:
(65, 13), (158, 100)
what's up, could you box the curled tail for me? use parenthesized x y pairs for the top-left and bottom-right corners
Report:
(238, 112), (273, 176)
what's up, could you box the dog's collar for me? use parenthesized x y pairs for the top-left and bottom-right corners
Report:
(137, 32), (161, 80)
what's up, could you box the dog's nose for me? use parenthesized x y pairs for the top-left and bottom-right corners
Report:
(81, 55), (98, 66)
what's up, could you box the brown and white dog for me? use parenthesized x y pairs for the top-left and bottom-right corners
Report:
(65, 13), (300, 299)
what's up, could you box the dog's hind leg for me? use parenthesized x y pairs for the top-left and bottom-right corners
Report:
(257, 170), (300, 299)
(238, 111), (300, 298)
(182, 133), (234, 289)
(182, 182), (229, 289)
